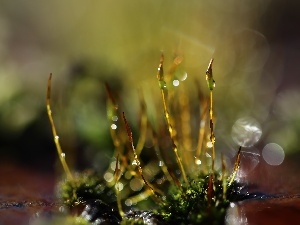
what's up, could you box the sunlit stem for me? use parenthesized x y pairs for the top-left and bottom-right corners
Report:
(116, 184), (124, 218)
(46, 73), (73, 180)
(210, 91), (216, 172)
(206, 59), (215, 171)
(112, 155), (124, 218)
(205, 58), (216, 173)
(157, 55), (188, 185)
(122, 112), (160, 197)
(228, 146), (242, 187)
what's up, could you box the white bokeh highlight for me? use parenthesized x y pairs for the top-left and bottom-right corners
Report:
(262, 143), (285, 166)
(231, 117), (262, 147)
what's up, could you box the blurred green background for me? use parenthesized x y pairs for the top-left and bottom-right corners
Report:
(0, 0), (300, 175)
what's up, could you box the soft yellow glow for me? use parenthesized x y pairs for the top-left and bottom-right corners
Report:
(115, 182), (124, 191)
(130, 178), (144, 191)
(104, 172), (114, 182)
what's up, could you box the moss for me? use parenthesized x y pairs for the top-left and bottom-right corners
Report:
(157, 173), (235, 225)
(57, 170), (116, 208)
(47, 57), (243, 225)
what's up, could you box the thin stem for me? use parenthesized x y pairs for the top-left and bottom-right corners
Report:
(113, 154), (124, 218)
(205, 58), (216, 173)
(46, 73), (73, 180)
(157, 55), (188, 185)
(228, 146), (242, 187)
(210, 91), (215, 172)
(122, 112), (160, 197)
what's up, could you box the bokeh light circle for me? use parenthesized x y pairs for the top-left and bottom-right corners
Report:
(231, 117), (262, 147)
(262, 143), (285, 166)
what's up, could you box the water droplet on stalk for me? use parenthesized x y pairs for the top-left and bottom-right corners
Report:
(111, 124), (117, 130)
(195, 158), (202, 165)
(158, 80), (167, 89)
(207, 141), (213, 148)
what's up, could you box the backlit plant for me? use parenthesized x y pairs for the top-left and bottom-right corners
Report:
(43, 55), (242, 225)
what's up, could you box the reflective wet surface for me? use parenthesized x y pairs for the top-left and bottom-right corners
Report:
(0, 162), (56, 225)
(1, 153), (300, 225)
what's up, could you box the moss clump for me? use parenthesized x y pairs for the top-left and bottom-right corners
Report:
(57, 170), (116, 208)
(157, 173), (236, 225)
(46, 56), (244, 225)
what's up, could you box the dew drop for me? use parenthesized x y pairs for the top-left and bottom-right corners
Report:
(111, 124), (117, 130)
(55, 135), (59, 140)
(206, 141), (213, 148)
(156, 178), (164, 185)
(158, 80), (167, 89)
(179, 72), (188, 81)
(59, 206), (66, 213)
(195, 158), (202, 165)
(158, 161), (164, 167)
(61, 153), (65, 158)
(112, 116), (118, 121)
(132, 160), (139, 166)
